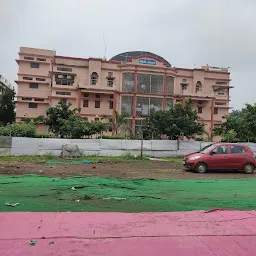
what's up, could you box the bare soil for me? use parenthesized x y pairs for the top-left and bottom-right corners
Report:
(0, 161), (255, 179)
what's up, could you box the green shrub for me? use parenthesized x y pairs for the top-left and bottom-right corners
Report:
(0, 123), (36, 137)
(101, 135), (127, 139)
(35, 132), (56, 138)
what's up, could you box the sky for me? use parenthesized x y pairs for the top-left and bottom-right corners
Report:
(1, 0), (256, 110)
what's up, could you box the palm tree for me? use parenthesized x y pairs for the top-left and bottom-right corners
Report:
(101, 111), (129, 135)
(112, 110), (129, 135)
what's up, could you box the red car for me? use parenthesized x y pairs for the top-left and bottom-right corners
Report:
(183, 143), (256, 173)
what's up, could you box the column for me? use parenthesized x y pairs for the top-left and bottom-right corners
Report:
(163, 73), (167, 110)
(210, 98), (215, 137)
(132, 69), (137, 135)
(112, 91), (117, 135)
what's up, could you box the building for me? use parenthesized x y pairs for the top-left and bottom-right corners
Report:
(16, 47), (232, 137)
(0, 75), (13, 94)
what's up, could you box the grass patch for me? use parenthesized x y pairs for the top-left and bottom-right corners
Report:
(160, 157), (183, 163)
(0, 154), (182, 164)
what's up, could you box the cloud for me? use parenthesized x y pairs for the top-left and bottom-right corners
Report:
(0, 0), (255, 109)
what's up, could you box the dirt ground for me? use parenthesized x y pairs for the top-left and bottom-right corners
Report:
(0, 161), (255, 179)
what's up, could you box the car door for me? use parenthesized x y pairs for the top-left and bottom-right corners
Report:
(227, 145), (248, 170)
(207, 145), (230, 170)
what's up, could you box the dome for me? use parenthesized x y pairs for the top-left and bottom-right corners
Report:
(110, 51), (171, 67)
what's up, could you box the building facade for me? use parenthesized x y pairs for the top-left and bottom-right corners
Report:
(0, 75), (13, 94)
(16, 47), (232, 137)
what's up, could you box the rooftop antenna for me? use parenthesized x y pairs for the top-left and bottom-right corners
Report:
(103, 33), (107, 60)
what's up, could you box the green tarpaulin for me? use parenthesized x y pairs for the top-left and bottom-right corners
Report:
(0, 175), (255, 212)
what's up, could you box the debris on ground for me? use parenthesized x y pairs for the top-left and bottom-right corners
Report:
(39, 170), (43, 173)
(149, 157), (168, 161)
(29, 240), (37, 246)
(75, 200), (80, 202)
(45, 160), (93, 165)
(71, 187), (76, 190)
(49, 241), (54, 245)
(5, 202), (19, 207)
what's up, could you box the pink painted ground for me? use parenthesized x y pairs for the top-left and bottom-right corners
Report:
(1, 210), (256, 255)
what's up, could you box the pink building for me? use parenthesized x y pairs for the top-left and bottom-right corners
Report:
(16, 47), (232, 137)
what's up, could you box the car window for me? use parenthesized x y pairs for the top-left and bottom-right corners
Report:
(198, 144), (216, 154)
(230, 145), (246, 154)
(212, 145), (228, 154)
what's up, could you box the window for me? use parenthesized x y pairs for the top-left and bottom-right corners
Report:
(56, 91), (71, 95)
(215, 102), (226, 106)
(95, 94), (100, 98)
(29, 83), (38, 89)
(95, 101), (100, 108)
(57, 67), (72, 72)
(181, 85), (187, 91)
(37, 58), (46, 62)
(122, 72), (134, 92)
(230, 145), (246, 154)
(55, 74), (74, 86)
(28, 103), (38, 108)
(215, 91), (226, 96)
(198, 107), (202, 113)
(30, 63), (40, 68)
(95, 118), (99, 121)
(216, 81), (227, 85)
(110, 95), (113, 99)
(212, 145), (228, 154)
(36, 78), (46, 81)
(91, 72), (98, 85)
(107, 78), (114, 87)
(137, 74), (164, 94)
(34, 98), (44, 102)
(22, 97), (32, 101)
(196, 81), (202, 93)
(84, 93), (89, 97)
(83, 100), (89, 107)
(198, 101), (203, 104)
(23, 76), (33, 80)
(214, 108), (218, 115)
(109, 101), (113, 109)
(24, 56), (34, 60)
(108, 72), (113, 77)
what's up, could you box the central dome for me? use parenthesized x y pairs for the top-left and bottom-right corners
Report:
(110, 51), (171, 67)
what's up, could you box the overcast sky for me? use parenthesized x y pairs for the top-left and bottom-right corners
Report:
(1, 0), (256, 110)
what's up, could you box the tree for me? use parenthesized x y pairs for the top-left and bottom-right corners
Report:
(0, 87), (16, 126)
(102, 111), (129, 135)
(21, 115), (45, 126)
(214, 105), (256, 142)
(44, 99), (80, 137)
(112, 110), (129, 135)
(44, 99), (108, 138)
(143, 99), (205, 140)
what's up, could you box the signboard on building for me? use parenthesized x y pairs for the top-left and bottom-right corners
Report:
(205, 65), (229, 72)
(138, 59), (156, 65)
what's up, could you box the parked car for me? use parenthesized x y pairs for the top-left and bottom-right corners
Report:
(183, 143), (256, 173)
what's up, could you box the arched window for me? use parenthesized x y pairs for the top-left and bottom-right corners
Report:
(91, 72), (98, 85)
(195, 81), (202, 93)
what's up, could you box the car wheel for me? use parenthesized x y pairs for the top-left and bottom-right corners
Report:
(195, 163), (207, 173)
(243, 163), (255, 174)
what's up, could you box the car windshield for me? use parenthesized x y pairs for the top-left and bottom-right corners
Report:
(197, 144), (216, 154)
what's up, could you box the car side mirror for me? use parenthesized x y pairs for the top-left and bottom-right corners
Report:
(209, 151), (216, 155)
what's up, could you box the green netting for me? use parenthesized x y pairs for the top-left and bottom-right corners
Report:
(0, 175), (256, 212)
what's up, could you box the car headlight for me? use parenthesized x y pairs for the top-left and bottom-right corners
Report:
(189, 156), (201, 161)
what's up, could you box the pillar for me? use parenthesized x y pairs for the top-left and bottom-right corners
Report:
(132, 69), (137, 135)
(163, 73), (167, 110)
